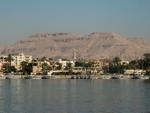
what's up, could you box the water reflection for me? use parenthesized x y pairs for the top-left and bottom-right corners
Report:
(0, 79), (150, 113)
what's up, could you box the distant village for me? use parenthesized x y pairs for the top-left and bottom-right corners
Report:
(0, 52), (150, 79)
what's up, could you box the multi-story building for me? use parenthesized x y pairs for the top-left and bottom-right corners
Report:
(31, 60), (51, 75)
(0, 63), (3, 71)
(58, 59), (75, 69)
(0, 55), (8, 64)
(11, 53), (32, 70)
(32, 65), (42, 75)
(0, 55), (9, 71)
(124, 69), (146, 76)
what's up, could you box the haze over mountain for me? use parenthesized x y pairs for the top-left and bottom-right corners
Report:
(0, 46), (5, 54)
(0, 32), (150, 60)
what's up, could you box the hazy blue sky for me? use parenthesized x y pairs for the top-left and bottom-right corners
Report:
(0, 0), (150, 44)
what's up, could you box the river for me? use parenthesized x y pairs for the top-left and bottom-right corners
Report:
(0, 79), (150, 113)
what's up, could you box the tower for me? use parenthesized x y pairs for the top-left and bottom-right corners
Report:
(73, 49), (77, 62)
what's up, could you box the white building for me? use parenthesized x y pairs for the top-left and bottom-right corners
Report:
(58, 59), (75, 69)
(11, 53), (32, 70)
(0, 55), (8, 64)
(124, 69), (146, 76)
(0, 63), (3, 71)
(0, 55), (9, 71)
(120, 60), (129, 65)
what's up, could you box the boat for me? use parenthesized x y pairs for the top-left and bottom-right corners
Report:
(101, 75), (111, 79)
(70, 75), (91, 79)
(111, 76), (119, 79)
(5, 75), (15, 79)
(87, 75), (91, 79)
(24, 75), (32, 79)
(131, 76), (140, 79)
(5, 76), (11, 79)
(79, 76), (83, 79)
(84, 76), (87, 79)
(71, 76), (76, 79)
(33, 76), (42, 79)
(141, 76), (149, 80)
(41, 75), (50, 79)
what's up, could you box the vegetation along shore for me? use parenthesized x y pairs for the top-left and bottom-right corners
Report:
(0, 52), (149, 80)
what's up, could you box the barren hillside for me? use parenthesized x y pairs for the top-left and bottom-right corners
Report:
(1, 32), (150, 60)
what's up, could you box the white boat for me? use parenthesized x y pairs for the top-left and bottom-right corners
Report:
(24, 75), (33, 79)
(33, 76), (42, 79)
(140, 76), (149, 80)
(5, 75), (15, 79)
(100, 75), (111, 79)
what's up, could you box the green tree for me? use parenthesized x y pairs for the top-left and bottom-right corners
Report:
(41, 56), (47, 61)
(6, 54), (13, 65)
(56, 63), (62, 70)
(107, 57), (125, 74)
(108, 64), (125, 74)
(2, 54), (15, 74)
(21, 61), (33, 75)
(2, 63), (16, 74)
(65, 63), (73, 74)
(143, 53), (150, 69)
(128, 60), (139, 69)
(144, 53), (150, 60)
(42, 63), (51, 75)
(75, 61), (93, 68)
(145, 70), (150, 76)
(113, 57), (121, 65)
(26, 63), (33, 75)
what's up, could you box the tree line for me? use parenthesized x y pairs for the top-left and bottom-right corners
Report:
(104, 53), (150, 75)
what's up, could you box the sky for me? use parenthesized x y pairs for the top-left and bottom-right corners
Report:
(0, 0), (150, 44)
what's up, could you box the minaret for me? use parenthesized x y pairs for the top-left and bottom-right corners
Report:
(73, 49), (77, 62)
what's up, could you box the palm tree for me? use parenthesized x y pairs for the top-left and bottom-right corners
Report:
(2, 63), (16, 74)
(21, 61), (33, 75)
(6, 54), (12, 65)
(42, 63), (51, 75)
(143, 53), (150, 70)
(57, 63), (62, 70)
(65, 63), (73, 75)
(113, 57), (121, 65)
(41, 56), (47, 61)
(108, 57), (125, 74)
(21, 61), (28, 75)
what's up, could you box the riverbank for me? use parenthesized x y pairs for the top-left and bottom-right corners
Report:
(0, 74), (149, 80)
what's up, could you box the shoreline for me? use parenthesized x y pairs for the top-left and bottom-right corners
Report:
(0, 75), (149, 80)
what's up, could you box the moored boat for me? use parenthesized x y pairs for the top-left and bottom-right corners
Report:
(131, 76), (140, 79)
(41, 75), (50, 79)
(141, 76), (149, 80)
(5, 75), (15, 79)
(24, 75), (32, 79)
(111, 76), (119, 79)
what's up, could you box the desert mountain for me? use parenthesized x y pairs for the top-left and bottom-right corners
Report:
(0, 45), (7, 54)
(0, 32), (150, 60)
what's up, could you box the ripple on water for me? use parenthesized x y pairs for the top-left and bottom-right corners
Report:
(0, 80), (150, 113)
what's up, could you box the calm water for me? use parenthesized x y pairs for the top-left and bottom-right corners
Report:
(0, 79), (150, 113)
